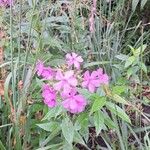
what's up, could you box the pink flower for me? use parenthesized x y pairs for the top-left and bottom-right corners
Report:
(0, 0), (13, 6)
(36, 61), (44, 76)
(94, 68), (109, 85)
(61, 88), (87, 113)
(41, 67), (54, 80)
(36, 60), (54, 80)
(82, 69), (109, 93)
(42, 84), (56, 108)
(54, 70), (77, 91)
(82, 70), (100, 93)
(66, 52), (83, 69)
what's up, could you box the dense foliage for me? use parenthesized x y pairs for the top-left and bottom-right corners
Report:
(0, 0), (150, 150)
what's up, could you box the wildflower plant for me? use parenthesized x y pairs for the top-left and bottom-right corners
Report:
(36, 52), (109, 114)
(36, 52), (131, 148)
(0, 0), (149, 149)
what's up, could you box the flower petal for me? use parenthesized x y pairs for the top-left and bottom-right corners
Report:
(97, 68), (103, 75)
(91, 70), (98, 78)
(75, 95), (87, 106)
(54, 81), (63, 91)
(88, 83), (95, 93)
(62, 99), (70, 109)
(83, 71), (90, 80)
(76, 56), (83, 62)
(64, 70), (74, 79)
(72, 52), (78, 58)
(82, 81), (88, 88)
(65, 53), (72, 60)
(74, 61), (80, 69)
(101, 74), (109, 84)
(68, 77), (78, 86)
(55, 70), (63, 80)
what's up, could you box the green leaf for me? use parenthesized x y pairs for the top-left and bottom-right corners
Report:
(112, 85), (127, 95)
(61, 118), (74, 144)
(63, 142), (73, 150)
(49, 59), (65, 66)
(128, 45), (135, 54)
(84, 61), (110, 68)
(43, 16), (69, 24)
(140, 62), (147, 73)
(90, 96), (106, 114)
(79, 126), (89, 143)
(42, 105), (63, 121)
(141, 0), (148, 9)
(0, 140), (6, 150)
(40, 126), (61, 147)
(74, 131), (86, 146)
(112, 94), (130, 105)
(106, 102), (131, 124)
(31, 103), (43, 113)
(4, 73), (12, 112)
(36, 143), (63, 150)
(115, 54), (128, 61)
(37, 122), (59, 132)
(125, 56), (135, 68)
(132, 0), (140, 12)
(74, 121), (81, 131)
(35, 77), (43, 86)
(104, 116), (116, 129)
(77, 88), (92, 99)
(134, 44), (147, 56)
(127, 66), (139, 78)
(94, 111), (105, 136)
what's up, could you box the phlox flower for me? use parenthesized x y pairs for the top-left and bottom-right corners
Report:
(54, 70), (77, 91)
(0, 0), (13, 6)
(82, 69), (109, 93)
(42, 84), (56, 107)
(65, 52), (83, 69)
(94, 68), (109, 85)
(61, 88), (87, 114)
(36, 60), (54, 80)
(82, 70), (100, 93)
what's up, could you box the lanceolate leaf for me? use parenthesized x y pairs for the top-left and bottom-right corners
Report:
(74, 131), (86, 146)
(106, 102), (131, 124)
(0, 140), (6, 150)
(132, 0), (140, 12)
(141, 0), (148, 9)
(61, 118), (74, 144)
(84, 61), (110, 68)
(112, 94), (130, 105)
(125, 56), (135, 68)
(134, 44), (147, 56)
(94, 111), (105, 136)
(90, 96), (106, 114)
(42, 105), (63, 121)
(37, 122), (59, 132)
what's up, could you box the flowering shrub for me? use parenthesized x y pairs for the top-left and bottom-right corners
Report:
(36, 52), (109, 114)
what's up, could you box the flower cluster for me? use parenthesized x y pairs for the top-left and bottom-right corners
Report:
(0, 0), (13, 7)
(36, 52), (109, 114)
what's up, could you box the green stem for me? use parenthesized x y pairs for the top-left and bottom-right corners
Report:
(10, 4), (22, 150)
(22, 2), (36, 81)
